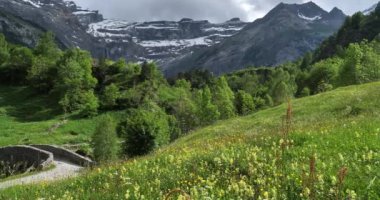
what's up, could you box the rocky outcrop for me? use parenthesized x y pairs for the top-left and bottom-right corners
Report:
(0, 0), (107, 58)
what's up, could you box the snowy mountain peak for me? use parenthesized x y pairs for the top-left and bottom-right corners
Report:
(87, 18), (247, 65)
(267, 1), (328, 20)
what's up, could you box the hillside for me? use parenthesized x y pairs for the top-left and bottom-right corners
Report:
(165, 2), (346, 76)
(0, 85), (120, 147)
(1, 82), (379, 199)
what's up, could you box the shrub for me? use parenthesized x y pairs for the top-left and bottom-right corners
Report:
(118, 102), (170, 157)
(91, 115), (119, 163)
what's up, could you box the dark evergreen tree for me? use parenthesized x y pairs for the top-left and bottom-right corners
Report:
(213, 76), (236, 119)
(92, 115), (119, 163)
(0, 34), (10, 66)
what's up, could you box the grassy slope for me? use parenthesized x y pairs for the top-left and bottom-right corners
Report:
(1, 82), (380, 199)
(0, 86), (123, 147)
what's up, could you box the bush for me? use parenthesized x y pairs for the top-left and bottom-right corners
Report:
(91, 115), (119, 163)
(59, 89), (99, 117)
(307, 58), (340, 94)
(118, 103), (170, 157)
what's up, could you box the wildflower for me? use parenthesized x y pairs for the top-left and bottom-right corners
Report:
(263, 191), (269, 199)
(346, 189), (357, 200)
(338, 153), (344, 162)
(303, 187), (311, 197)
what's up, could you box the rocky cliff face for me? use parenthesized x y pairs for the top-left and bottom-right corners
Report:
(165, 2), (347, 76)
(0, 0), (107, 57)
(87, 17), (247, 67)
(0, 0), (246, 65)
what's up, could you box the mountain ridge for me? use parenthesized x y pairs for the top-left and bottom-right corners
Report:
(164, 1), (346, 76)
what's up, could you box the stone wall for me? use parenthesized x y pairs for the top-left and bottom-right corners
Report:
(31, 145), (93, 167)
(0, 146), (53, 169)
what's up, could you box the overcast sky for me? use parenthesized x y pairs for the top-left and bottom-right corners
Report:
(72, 0), (379, 22)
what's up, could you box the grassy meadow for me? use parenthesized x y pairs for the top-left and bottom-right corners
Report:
(0, 82), (379, 199)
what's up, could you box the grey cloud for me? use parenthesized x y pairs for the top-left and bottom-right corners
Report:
(72, 0), (379, 22)
(74, 0), (248, 22)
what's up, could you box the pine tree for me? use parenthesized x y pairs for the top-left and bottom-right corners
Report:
(91, 115), (119, 163)
(338, 44), (362, 86)
(269, 69), (295, 105)
(195, 86), (220, 126)
(272, 81), (289, 105)
(171, 79), (198, 134)
(213, 76), (236, 119)
(0, 34), (10, 66)
(300, 52), (313, 71)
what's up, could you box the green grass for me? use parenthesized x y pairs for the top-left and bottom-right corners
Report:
(0, 85), (123, 147)
(0, 83), (380, 199)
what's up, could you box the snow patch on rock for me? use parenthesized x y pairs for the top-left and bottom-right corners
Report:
(298, 12), (322, 21)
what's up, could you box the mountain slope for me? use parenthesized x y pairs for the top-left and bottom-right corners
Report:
(363, 3), (378, 15)
(86, 18), (247, 65)
(0, 0), (247, 63)
(165, 2), (346, 76)
(314, 2), (380, 62)
(0, 0), (106, 57)
(1, 81), (379, 199)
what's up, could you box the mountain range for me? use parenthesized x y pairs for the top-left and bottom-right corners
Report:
(0, 0), (360, 76)
(164, 2), (347, 76)
(87, 17), (248, 67)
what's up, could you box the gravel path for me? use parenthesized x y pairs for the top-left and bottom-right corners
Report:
(0, 160), (83, 190)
